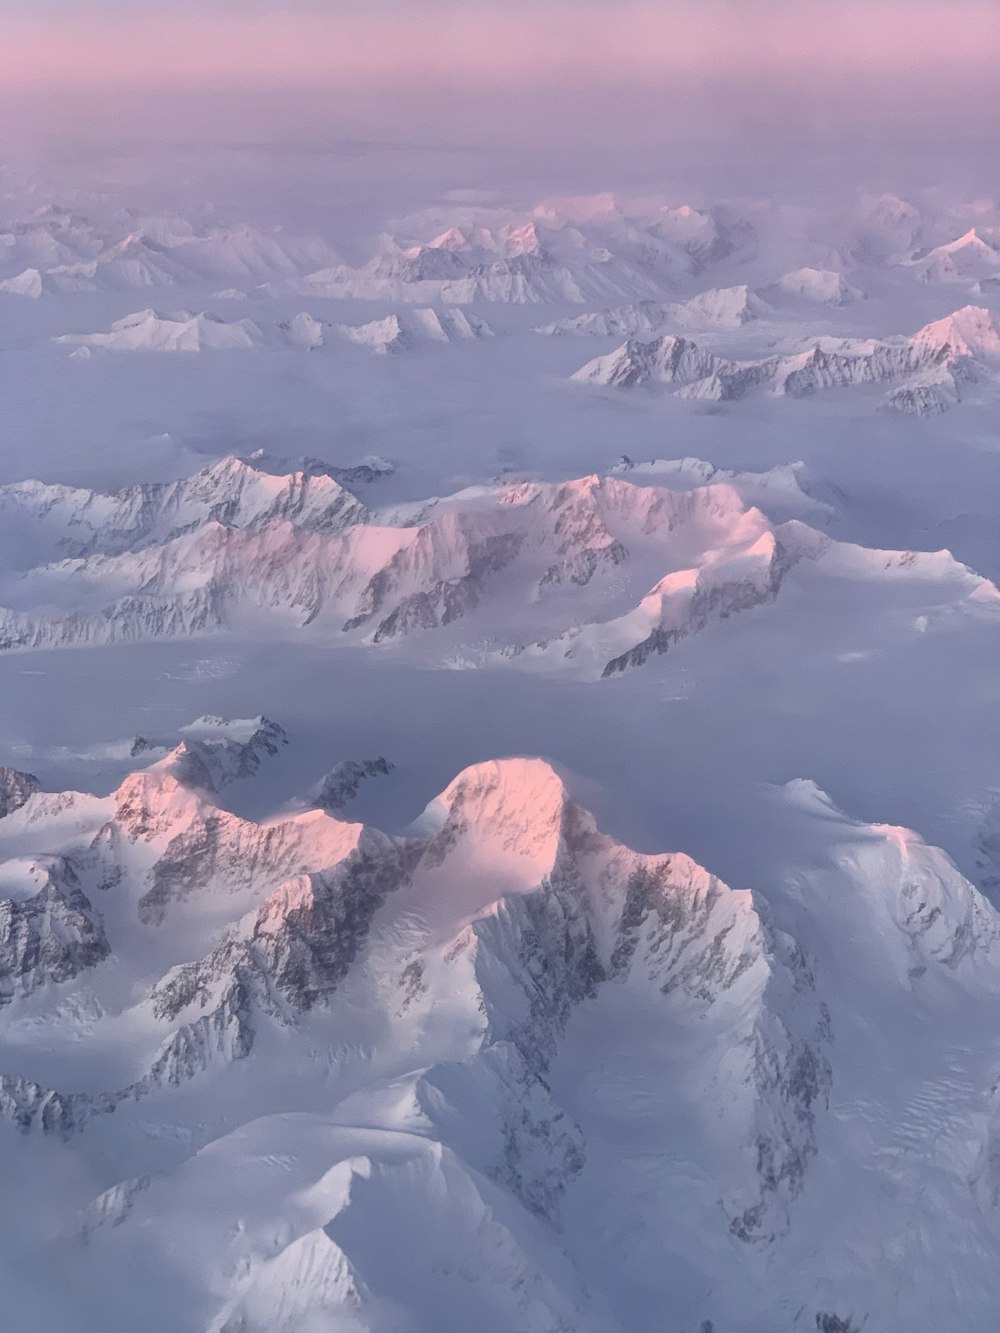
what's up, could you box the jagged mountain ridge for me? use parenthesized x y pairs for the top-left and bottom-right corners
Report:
(903, 229), (1000, 284)
(0, 207), (342, 295)
(572, 304), (1000, 415)
(5, 193), (997, 315)
(535, 285), (773, 337)
(337, 307), (494, 353)
(1, 728), (1000, 1330)
(51, 305), (495, 356)
(0, 461), (995, 677)
(766, 267), (864, 305)
(0, 453), (367, 566)
(303, 195), (753, 305)
(55, 309), (266, 355)
(299, 192), (1000, 308)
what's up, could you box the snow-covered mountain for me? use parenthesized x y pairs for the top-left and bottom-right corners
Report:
(904, 229), (1000, 285)
(6, 192), (995, 312)
(0, 459), (994, 678)
(302, 755), (394, 812)
(767, 267), (864, 306)
(608, 455), (833, 523)
(134, 715), (289, 794)
(160, 222), (342, 283)
(535, 299), (673, 338)
(0, 453), (367, 565)
(303, 194), (754, 305)
(2, 724), (1000, 1331)
(28, 234), (186, 294)
(0, 767), (39, 819)
(0, 206), (104, 275)
(54, 309), (265, 354)
(337, 307), (493, 353)
(851, 192), (925, 258)
(911, 303), (1000, 361)
(0, 268), (52, 298)
(278, 311), (329, 348)
(572, 305), (1000, 414)
(307, 246), (633, 306)
(669, 283), (773, 326)
(536, 284), (771, 337)
(0, 207), (343, 294)
(52, 305), (494, 356)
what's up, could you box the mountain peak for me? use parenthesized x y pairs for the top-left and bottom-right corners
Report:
(502, 221), (545, 257)
(953, 227), (990, 248)
(431, 757), (577, 866)
(913, 305), (1000, 359)
(773, 267), (861, 305)
(439, 755), (571, 817)
(428, 226), (476, 252)
(54, 308), (264, 353)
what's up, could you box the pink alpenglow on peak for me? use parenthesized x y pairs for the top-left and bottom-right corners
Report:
(912, 306), (1000, 361)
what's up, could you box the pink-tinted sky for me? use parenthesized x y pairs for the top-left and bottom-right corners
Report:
(3, 1), (999, 89)
(2, 0), (997, 213)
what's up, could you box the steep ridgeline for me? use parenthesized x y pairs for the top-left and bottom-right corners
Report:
(4, 194), (998, 309)
(304, 756), (395, 812)
(0, 717), (289, 1009)
(0, 732), (999, 1329)
(54, 309), (266, 355)
(0, 461), (996, 676)
(766, 267), (864, 305)
(303, 194), (752, 305)
(337, 307), (493, 353)
(0, 206), (342, 295)
(0, 767), (39, 818)
(52, 307), (493, 356)
(902, 229), (1000, 285)
(535, 285), (773, 337)
(131, 715), (289, 793)
(0, 736), (830, 1326)
(573, 304), (1000, 415)
(0, 452), (367, 564)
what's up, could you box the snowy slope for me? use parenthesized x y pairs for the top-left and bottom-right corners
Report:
(904, 229), (1000, 284)
(0, 208), (343, 293)
(54, 309), (265, 353)
(337, 307), (493, 353)
(0, 453), (366, 564)
(767, 267), (864, 305)
(0, 462), (994, 678)
(0, 728), (999, 1331)
(572, 305), (1000, 414)
(536, 285), (771, 336)
(303, 194), (753, 305)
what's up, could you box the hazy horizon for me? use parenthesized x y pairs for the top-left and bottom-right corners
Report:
(2, 0), (998, 238)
